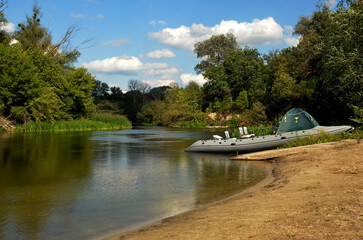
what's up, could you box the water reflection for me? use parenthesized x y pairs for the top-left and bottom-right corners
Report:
(0, 128), (269, 240)
(187, 153), (269, 205)
(0, 132), (92, 240)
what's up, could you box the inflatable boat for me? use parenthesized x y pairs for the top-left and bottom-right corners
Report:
(185, 109), (354, 153)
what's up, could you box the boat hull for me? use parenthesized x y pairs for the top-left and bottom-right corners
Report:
(184, 125), (353, 153)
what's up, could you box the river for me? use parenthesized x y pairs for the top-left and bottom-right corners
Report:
(0, 127), (269, 240)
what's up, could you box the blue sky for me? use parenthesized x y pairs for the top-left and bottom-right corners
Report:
(2, 0), (328, 91)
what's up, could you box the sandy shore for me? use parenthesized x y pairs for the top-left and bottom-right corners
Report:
(106, 140), (362, 240)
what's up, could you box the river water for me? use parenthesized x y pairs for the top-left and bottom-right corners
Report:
(0, 127), (269, 240)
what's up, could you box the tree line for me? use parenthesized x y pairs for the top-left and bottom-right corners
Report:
(96, 0), (362, 127)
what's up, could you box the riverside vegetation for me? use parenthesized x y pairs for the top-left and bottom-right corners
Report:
(0, 1), (362, 133)
(0, 3), (131, 132)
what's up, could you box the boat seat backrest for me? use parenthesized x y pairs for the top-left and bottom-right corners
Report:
(239, 127), (244, 136)
(224, 131), (230, 139)
(243, 127), (248, 135)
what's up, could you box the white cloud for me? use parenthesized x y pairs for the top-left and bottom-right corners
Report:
(143, 62), (168, 69)
(100, 39), (131, 47)
(143, 79), (175, 88)
(283, 25), (299, 47)
(142, 67), (182, 77)
(284, 36), (299, 46)
(0, 22), (15, 33)
(283, 25), (294, 35)
(70, 12), (104, 19)
(141, 62), (181, 79)
(70, 12), (86, 18)
(83, 55), (143, 74)
(83, 56), (182, 81)
(180, 73), (207, 86)
(149, 17), (284, 50)
(149, 20), (166, 25)
(141, 49), (176, 59)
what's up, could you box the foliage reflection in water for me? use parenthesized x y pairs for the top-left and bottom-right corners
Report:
(0, 127), (269, 240)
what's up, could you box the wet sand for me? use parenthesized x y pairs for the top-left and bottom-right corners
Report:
(106, 140), (362, 240)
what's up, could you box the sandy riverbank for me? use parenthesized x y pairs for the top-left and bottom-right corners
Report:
(106, 139), (362, 240)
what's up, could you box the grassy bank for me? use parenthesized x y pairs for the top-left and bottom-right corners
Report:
(14, 114), (132, 132)
(282, 129), (362, 148)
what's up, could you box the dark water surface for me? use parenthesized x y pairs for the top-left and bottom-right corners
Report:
(0, 127), (269, 240)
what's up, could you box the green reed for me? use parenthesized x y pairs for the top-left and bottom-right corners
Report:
(15, 114), (132, 132)
(92, 113), (132, 128)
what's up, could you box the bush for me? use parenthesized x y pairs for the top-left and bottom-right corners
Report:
(91, 113), (132, 128)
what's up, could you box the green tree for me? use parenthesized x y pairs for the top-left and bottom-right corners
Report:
(294, 0), (362, 123)
(234, 90), (249, 110)
(223, 47), (266, 100)
(14, 4), (82, 67)
(0, 43), (96, 122)
(92, 80), (110, 99)
(202, 64), (232, 112)
(65, 67), (96, 119)
(0, 0), (11, 44)
(184, 81), (203, 110)
(194, 33), (239, 74)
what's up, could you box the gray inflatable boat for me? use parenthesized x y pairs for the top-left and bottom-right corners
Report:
(185, 108), (354, 153)
(184, 125), (353, 153)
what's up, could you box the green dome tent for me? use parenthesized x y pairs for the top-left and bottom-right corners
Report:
(277, 108), (319, 133)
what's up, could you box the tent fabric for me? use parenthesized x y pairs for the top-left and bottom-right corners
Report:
(277, 108), (319, 133)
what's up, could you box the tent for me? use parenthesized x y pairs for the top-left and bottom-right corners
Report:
(277, 108), (319, 133)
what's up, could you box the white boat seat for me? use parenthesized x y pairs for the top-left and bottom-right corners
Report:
(213, 135), (223, 140)
(241, 134), (255, 139)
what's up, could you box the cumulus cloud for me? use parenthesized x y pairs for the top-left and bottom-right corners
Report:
(0, 22), (15, 33)
(141, 67), (182, 77)
(180, 73), (207, 86)
(140, 62), (181, 79)
(284, 36), (299, 46)
(83, 55), (182, 81)
(83, 55), (143, 75)
(141, 49), (176, 59)
(149, 17), (284, 50)
(97, 14), (105, 19)
(283, 25), (299, 47)
(100, 39), (131, 47)
(143, 79), (175, 88)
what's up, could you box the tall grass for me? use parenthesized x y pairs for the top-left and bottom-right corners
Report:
(180, 121), (208, 128)
(92, 113), (132, 128)
(15, 114), (132, 132)
(282, 130), (362, 148)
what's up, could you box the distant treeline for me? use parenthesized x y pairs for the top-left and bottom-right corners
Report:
(95, 1), (362, 127)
